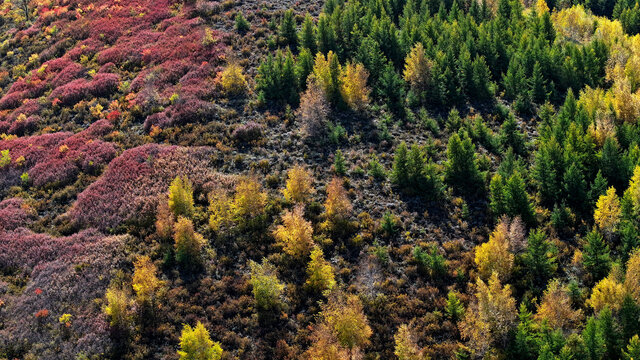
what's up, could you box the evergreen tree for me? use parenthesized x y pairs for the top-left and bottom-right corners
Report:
(582, 316), (606, 360)
(379, 63), (405, 116)
(392, 142), (410, 188)
(317, 13), (337, 54)
(504, 171), (536, 226)
(300, 13), (317, 54)
(445, 131), (483, 196)
(521, 229), (556, 293)
(279, 9), (298, 51)
(583, 230), (612, 282)
(598, 307), (622, 360)
(490, 173), (507, 217)
(563, 162), (588, 214)
(530, 61), (547, 103)
(499, 113), (526, 156)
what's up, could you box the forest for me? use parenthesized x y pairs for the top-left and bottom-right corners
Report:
(2, 0), (640, 358)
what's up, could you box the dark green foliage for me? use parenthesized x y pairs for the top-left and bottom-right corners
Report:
(620, 294), (640, 343)
(504, 171), (535, 226)
(445, 131), (483, 196)
(379, 63), (405, 116)
(499, 113), (526, 155)
(299, 13), (317, 54)
(256, 49), (299, 106)
(583, 230), (611, 282)
(235, 12), (250, 34)
(563, 162), (588, 214)
(520, 229), (556, 294)
(316, 13), (337, 54)
(583, 316), (606, 360)
(413, 245), (447, 278)
(333, 149), (346, 175)
(392, 142), (443, 199)
(279, 10), (298, 50)
(368, 154), (387, 181)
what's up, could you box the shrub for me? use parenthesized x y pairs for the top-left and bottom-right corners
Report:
(220, 62), (248, 96)
(232, 121), (263, 143)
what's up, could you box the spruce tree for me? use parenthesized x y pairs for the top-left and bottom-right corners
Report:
(445, 131), (483, 196)
(563, 162), (588, 213)
(279, 9), (298, 51)
(504, 171), (535, 226)
(392, 142), (410, 188)
(583, 230), (611, 282)
(299, 13), (317, 54)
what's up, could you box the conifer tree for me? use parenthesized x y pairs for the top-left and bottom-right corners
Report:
(299, 13), (317, 54)
(583, 230), (611, 282)
(279, 9), (298, 50)
(445, 131), (483, 196)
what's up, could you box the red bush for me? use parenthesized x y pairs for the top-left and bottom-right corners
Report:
(70, 144), (230, 230)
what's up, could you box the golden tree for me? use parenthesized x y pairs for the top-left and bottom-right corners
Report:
(104, 286), (131, 330)
(594, 186), (622, 236)
(625, 249), (640, 302)
(314, 293), (372, 358)
(155, 197), (175, 240)
(282, 165), (315, 204)
(178, 322), (223, 360)
(297, 79), (330, 139)
(474, 221), (514, 281)
(305, 246), (336, 294)
(623, 165), (640, 218)
(534, 279), (583, 331)
(208, 188), (232, 231)
(403, 43), (431, 95)
(273, 206), (314, 257)
(168, 175), (195, 219)
(340, 63), (370, 112)
(322, 177), (352, 232)
(174, 217), (206, 269)
(232, 178), (267, 220)
(394, 324), (424, 360)
(132, 255), (162, 304)
(460, 272), (517, 356)
(587, 270), (625, 312)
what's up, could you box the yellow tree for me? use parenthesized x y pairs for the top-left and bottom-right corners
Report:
(340, 63), (370, 112)
(174, 217), (206, 270)
(594, 187), (622, 237)
(282, 165), (314, 204)
(232, 178), (267, 220)
(623, 165), (640, 218)
(155, 198), (175, 240)
(534, 279), (583, 331)
(305, 246), (336, 294)
(318, 293), (372, 358)
(474, 221), (514, 281)
(132, 255), (162, 304)
(625, 249), (640, 302)
(459, 272), (517, 356)
(208, 188), (232, 231)
(104, 286), (131, 330)
(168, 175), (195, 219)
(403, 43), (431, 95)
(394, 324), (424, 360)
(587, 268), (625, 312)
(322, 177), (352, 232)
(273, 206), (314, 257)
(178, 322), (223, 360)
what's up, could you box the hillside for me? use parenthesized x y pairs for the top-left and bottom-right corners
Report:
(2, 0), (640, 359)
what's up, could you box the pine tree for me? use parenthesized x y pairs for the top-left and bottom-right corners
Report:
(530, 61), (547, 103)
(295, 47), (314, 90)
(583, 230), (611, 282)
(471, 55), (493, 100)
(299, 13), (317, 54)
(489, 174), (507, 218)
(333, 149), (346, 176)
(521, 229), (556, 293)
(379, 62), (405, 116)
(563, 162), (588, 213)
(499, 113), (526, 155)
(623, 335), (640, 360)
(279, 9), (298, 50)
(392, 142), (410, 188)
(583, 316), (606, 360)
(504, 171), (535, 227)
(317, 13), (337, 54)
(445, 131), (483, 196)
(598, 307), (622, 360)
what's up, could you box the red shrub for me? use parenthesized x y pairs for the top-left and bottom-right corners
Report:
(0, 198), (33, 231)
(70, 144), (230, 230)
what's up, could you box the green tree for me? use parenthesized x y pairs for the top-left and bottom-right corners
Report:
(235, 12), (250, 34)
(249, 259), (285, 312)
(489, 174), (507, 217)
(178, 322), (223, 360)
(317, 13), (337, 54)
(299, 13), (316, 54)
(279, 9), (298, 50)
(563, 162), (588, 213)
(583, 230), (611, 282)
(174, 217), (205, 271)
(333, 149), (346, 176)
(392, 142), (410, 188)
(504, 171), (535, 226)
(445, 131), (483, 196)
(622, 335), (640, 360)
(583, 316), (606, 360)
(521, 229), (556, 293)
